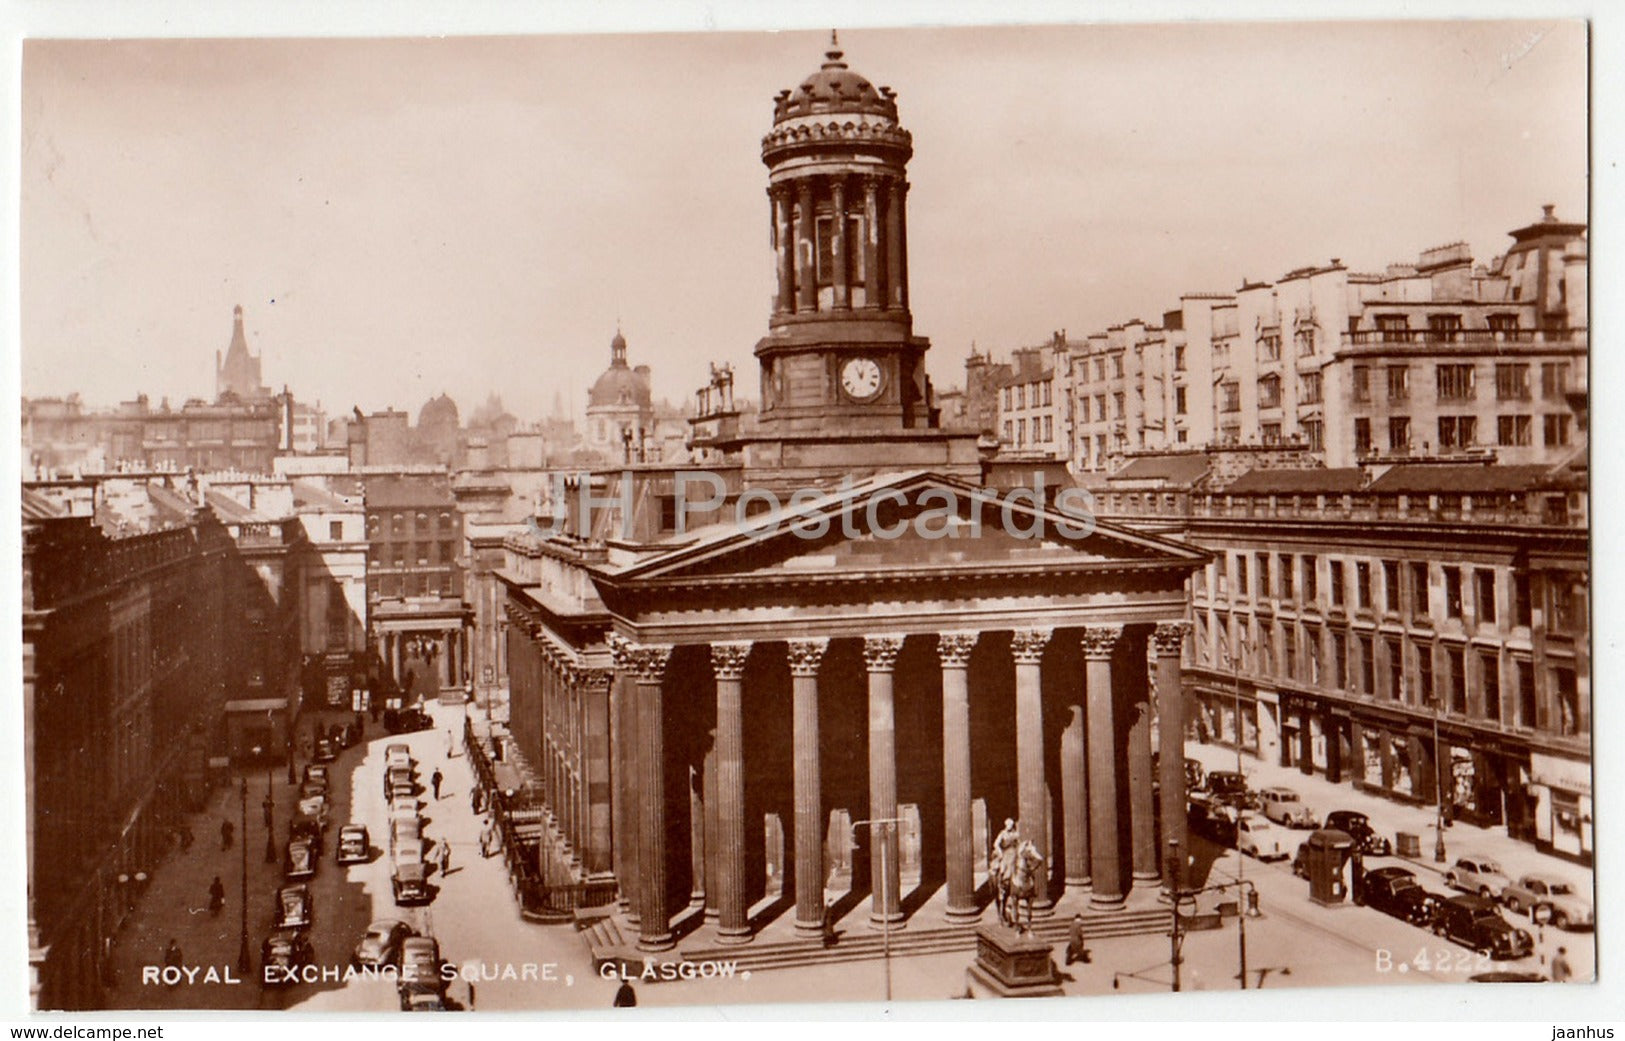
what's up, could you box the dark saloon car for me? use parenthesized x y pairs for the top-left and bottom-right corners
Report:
(1432, 894), (1534, 960)
(384, 708), (434, 735)
(1357, 865), (1442, 925)
(392, 857), (429, 905)
(260, 931), (315, 986)
(314, 738), (337, 763)
(283, 839), (316, 881)
(353, 919), (416, 969)
(1201, 770), (1257, 810)
(1323, 810), (1393, 856)
(1188, 802), (1238, 846)
(273, 884), (313, 930)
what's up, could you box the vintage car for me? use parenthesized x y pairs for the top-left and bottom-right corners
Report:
(302, 763), (329, 787)
(300, 778), (328, 800)
(272, 884), (313, 931)
(400, 984), (449, 1012)
(385, 744), (413, 770)
(260, 930), (315, 986)
(390, 818), (422, 857)
(391, 857), (429, 905)
(313, 738), (337, 763)
(1198, 770), (1258, 811)
(290, 814), (324, 855)
(353, 919), (416, 969)
(1258, 786), (1319, 829)
(1500, 873), (1593, 929)
(1184, 758), (1207, 792)
(1323, 810), (1393, 856)
(1432, 894), (1534, 960)
(283, 839), (316, 881)
(384, 765), (416, 800)
(1356, 865), (1443, 926)
(397, 936), (444, 990)
(336, 824), (370, 865)
(1188, 802), (1238, 847)
(1236, 814), (1289, 861)
(1445, 855), (1514, 900)
(385, 708), (435, 735)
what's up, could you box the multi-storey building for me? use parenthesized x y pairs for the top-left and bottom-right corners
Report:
(989, 333), (1071, 459)
(1066, 208), (1587, 473)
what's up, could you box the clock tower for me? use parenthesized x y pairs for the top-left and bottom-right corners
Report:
(745, 34), (980, 482)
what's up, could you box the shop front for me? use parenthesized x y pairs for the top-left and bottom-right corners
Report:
(1530, 749), (1593, 865)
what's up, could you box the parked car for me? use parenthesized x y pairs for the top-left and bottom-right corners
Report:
(337, 824), (370, 865)
(260, 930), (315, 986)
(400, 984), (449, 1012)
(303, 764), (329, 787)
(398, 936), (444, 990)
(392, 856), (429, 905)
(385, 744), (413, 770)
(283, 839), (316, 881)
(1323, 810), (1393, 856)
(1445, 856), (1513, 900)
(314, 738), (337, 763)
(1200, 770), (1257, 810)
(1258, 787), (1318, 829)
(1357, 865), (1443, 926)
(385, 708), (434, 734)
(300, 778), (328, 800)
(353, 919), (416, 969)
(1184, 758), (1206, 792)
(390, 794), (419, 817)
(384, 765), (415, 799)
(273, 884), (313, 930)
(1291, 841), (1311, 879)
(1501, 873), (1592, 929)
(1432, 894), (1533, 960)
(1236, 815), (1289, 861)
(391, 818), (422, 857)
(1188, 802), (1238, 847)
(290, 814), (324, 855)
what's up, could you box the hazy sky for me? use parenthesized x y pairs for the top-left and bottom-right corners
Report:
(20, 19), (1587, 425)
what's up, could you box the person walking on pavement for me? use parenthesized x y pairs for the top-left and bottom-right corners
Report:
(220, 818), (234, 850)
(431, 767), (444, 800)
(437, 838), (452, 878)
(613, 980), (637, 1007)
(446, 729), (456, 759)
(208, 876), (225, 917)
(821, 899), (839, 948)
(1552, 946), (1574, 982)
(1065, 913), (1091, 965)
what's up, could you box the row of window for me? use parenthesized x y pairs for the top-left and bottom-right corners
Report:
(369, 573), (458, 599)
(1001, 380), (1055, 411)
(1352, 413), (1573, 455)
(1077, 391), (1128, 423)
(1002, 414), (1056, 447)
(368, 542), (459, 568)
(1351, 362), (1569, 405)
(1077, 355), (1126, 383)
(367, 511), (458, 537)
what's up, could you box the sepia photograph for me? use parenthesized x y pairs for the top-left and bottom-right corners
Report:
(8, 3), (1608, 1026)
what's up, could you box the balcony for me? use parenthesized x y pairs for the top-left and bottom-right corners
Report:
(1189, 491), (1585, 529)
(1341, 328), (1587, 348)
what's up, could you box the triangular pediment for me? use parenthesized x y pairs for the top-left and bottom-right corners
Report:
(597, 471), (1205, 586)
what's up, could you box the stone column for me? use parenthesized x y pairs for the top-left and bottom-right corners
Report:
(629, 643), (674, 951)
(1126, 632), (1159, 887)
(795, 182), (816, 313)
(701, 736), (718, 917)
(831, 177), (850, 310)
(1153, 622), (1191, 894)
(937, 632), (980, 922)
(711, 642), (752, 944)
(862, 176), (881, 309)
(1011, 628), (1053, 914)
(1060, 670), (1090, 892)
(580, 667), (614, 877)
(863, 634), (905, 929)
(787, 638), (828, 936)
(1082, 625), (1125, 909)
(896, 180), (910, 311)
(608, 638), (640, 923)
(885, 180), (905, 310)
(772, 186), (795, 314)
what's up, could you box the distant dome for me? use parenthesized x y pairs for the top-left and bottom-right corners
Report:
(588, 331), (651, 410)
(775, 34), (898, 124)
(418, 393), (460, 430)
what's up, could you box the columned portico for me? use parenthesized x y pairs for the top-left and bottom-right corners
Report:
(787, 638), (828, 936)
(710, 642), (753, 944)
(1126, 630), (1160, 886)
(628, 642), (674, 951)
(1083, 625), (1126, 909)
(1154, 622), (1192, 895)
(937, 632), (980, 922)
(1010, 628), (1053, 914)
(862, 634), (904, 929)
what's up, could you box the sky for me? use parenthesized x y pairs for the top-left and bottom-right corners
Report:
(19, 18), (1588, 427)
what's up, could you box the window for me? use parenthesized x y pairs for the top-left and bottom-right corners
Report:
(1428, 314), (1463, 341)
(1042, 382), (1053, 407)
(1383, 560), (1400, 612)
(1331, 631), (1348, 689)
(1094, 394), (1106, 419)
(1076, 397), (1089, 423)
(1388, 416), (1411, 453)
(1550, 580), (1577, 633)
(1175, 345), (1186, 371)
(1279, 554), (1294, 599)
(1386, 636), (1403, 699)
(1306, 624), (1322, 683)
(329, 520), (344, 540)
(1516, 660), (1536, 728)
(1543, 414), (1571, 447)
(1376, 314), (1409, 342)
(1354, 418), (1372, 456)
(1302, 555), (1318, 602)
(1113, 392), (1125, 418)
(1498, 415), (1533, 447)
(1302, 419), (1324, 452)
(1358, 635), (1375, 694)
(1476, 570), (1496, 625)
(1541, 363), (1569, 401)
(1002, 387), (1011, 411)
(1386, 365), (1411, 402)
(392, 513), (404, 536)
(1003, 420), (1013, 443)
(1411, 561), (1429, 617)
(1257, 552), (1271, 598)
(1175, 386), (1187, 415)
(1513, 572), (1531, 626)
(1113, 355), (1124, 378)
(1296, 327), (1316, 356)
(1436, 364), (1475, 401)
(1329, 559), (1345, 607)
(1488, 313), (1520, 335)
(1221, 382), (1240, 413)
(440, 540), (455, 564)
(1283, 627), (1297, 679)
(1236, 553), (1249, 598)
(1042, 415), (1053, 442)
(1356, 561), (1372, 609)
(1094, 358), (1106, 381)
(1416, 641), (1435, 706)
(1262, 422), (1282, 444)
(1261, 333), (1282, 362)
(1299, 372), (1323, 404)
(1259, 374), (1281, 408)
(1554, 667), (1579, 735)
(1352, 365), (1371, 403)
(1443, 567), (1463, 618)
(1481, 652), (1501, 722)
(1437, 415), (1477, 450)
(1016, 385), (1026, 409)
(1017, 418), (1027, 446)
(1496, 364), (1531, 401)
(1448, 647), (1467, 713)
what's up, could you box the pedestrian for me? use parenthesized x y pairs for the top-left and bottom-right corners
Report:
(613, 980), (637, 1007)
(208, 876), (225, 917)
(438, 839), (452, 877)
(220, 818), (234, 850)
(431, 767), (444, 800)
(1552, 946), (1574, 982)
(1065, 913), (1091, 965)
(446, 729), (456, 759)
(821, 899), (839, 948)
(478, 825), (489, 859)
(262, 796), (274, 829)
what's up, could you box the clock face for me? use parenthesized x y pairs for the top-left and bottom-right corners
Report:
(840, 357), (883, 402)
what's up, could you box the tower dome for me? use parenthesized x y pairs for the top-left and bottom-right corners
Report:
(774, 33), (899, 124)
(418, 392), (460, 431)
(588, 331), (651, 409)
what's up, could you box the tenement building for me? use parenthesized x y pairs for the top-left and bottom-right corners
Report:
(497, 39), (1207, 957)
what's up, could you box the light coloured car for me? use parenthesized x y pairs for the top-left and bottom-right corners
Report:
(1501, 874), (1593, 929)
(1236, 815), (1288, 861)
(1258, 786), (1318, 829)
(336, 824), (370, 865)
(385, 744), (413, 771)
(353, 919), (415, 969)
(1445, 855), (1513, 900)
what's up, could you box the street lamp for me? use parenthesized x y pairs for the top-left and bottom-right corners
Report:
(851, 817), (904, 1004)
(1432, 696), (1448, 863)
(237, 778), (250, 977)
(1221, 630), (1251, 990)
(265, 766), (277, 864)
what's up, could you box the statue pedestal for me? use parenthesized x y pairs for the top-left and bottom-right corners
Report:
(965, 923), (1061, 998)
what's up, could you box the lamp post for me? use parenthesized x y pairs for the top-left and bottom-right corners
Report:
(237, 778), (250, 977)
(1224, 629), (1251, 990)
(264, 766), (277, 864)
(1432, 698), (1448, 863)
(851, 817), (904, 1004)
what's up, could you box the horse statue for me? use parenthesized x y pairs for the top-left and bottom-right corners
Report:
(993, 838), (1046, 932)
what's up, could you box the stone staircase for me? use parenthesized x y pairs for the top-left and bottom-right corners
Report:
(577, 903), (1172, 978)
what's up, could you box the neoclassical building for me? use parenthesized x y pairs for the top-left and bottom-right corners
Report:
(498, 38), (1205, 954)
